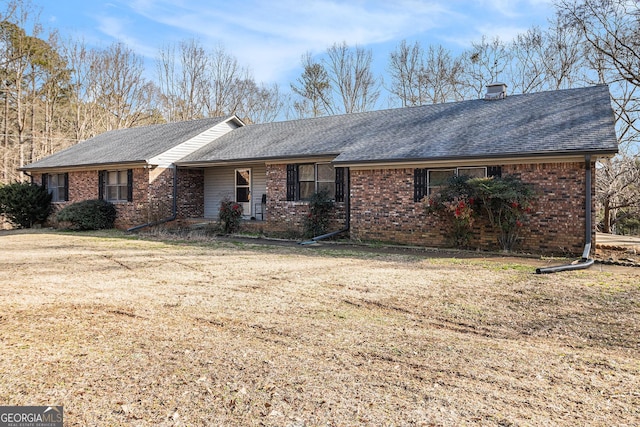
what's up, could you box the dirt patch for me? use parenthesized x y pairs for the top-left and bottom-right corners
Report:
(1, 230), (639, 426)
(595, 245), (640, 267)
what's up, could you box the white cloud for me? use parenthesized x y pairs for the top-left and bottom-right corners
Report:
(94, 14), (158, 58)
(475, 24), (533, 43)
(476, 0), (554, 18)
(83, 0), (556, 84)
(119, 0), (454, 82)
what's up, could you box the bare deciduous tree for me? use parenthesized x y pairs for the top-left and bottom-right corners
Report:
(178, 38), (208, 120)
(557, 0), (640, 154)
(508, 27), (547, 94)
(236, 80), (284, 124)
(420, 44), (464, 104)
(557, 0), (640, 88)
(291, 52), (333, 117)
(325, 42), (380, 114)
(90, 42), (159, 131)
(541, 14), (585, 90)
(388, 40), (464, 106)
(388, 40), (425, 107)
(156, 41), (282, 123)
(460, 36), (511, 99)
(61, 38), (97, 143)
(1, 0), (72, 181)
(596, 155), (640, 233)
(205, 44), (243, 118)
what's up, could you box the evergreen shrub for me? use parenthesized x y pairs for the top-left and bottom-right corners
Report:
(0, 181), (52, 228)
(56, 199), (117, 230)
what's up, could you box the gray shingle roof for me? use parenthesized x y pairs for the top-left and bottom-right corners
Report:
(23, 85), (619, 171)
(180, 85), (618, 165)
(22, 116), (234, 170)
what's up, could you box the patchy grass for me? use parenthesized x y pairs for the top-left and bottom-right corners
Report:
(0, 230), (638, 426)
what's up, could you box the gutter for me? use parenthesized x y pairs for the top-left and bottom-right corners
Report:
(127, 166), (178, 232)
(331, 149), (618, 168)
(19, 161), (148, 173)
(176, 154), (341, 169)
(300, 169), (350, 245)
(536, 155), (594, 274)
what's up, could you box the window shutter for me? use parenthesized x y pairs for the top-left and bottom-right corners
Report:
(286, 164), (298, 201)
(488, 166), (502, 178)
(414, 168), (427, 202)
(42, 173), (48, 190)
(98, 170), (105, 200)
(63, 173), (69, 201)
(127, 169), (133, 202)
(335, 167), (345, 203)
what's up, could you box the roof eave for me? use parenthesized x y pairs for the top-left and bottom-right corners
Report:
(333, 148), (619, 168)
(176, 153), (341, 168)
(226, 115), (246, 127)
(19, 160), (149, 173)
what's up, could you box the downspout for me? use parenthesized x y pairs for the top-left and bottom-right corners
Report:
(536, 155), (594, 274)
(300, 168), (350, 245)
(127, 166), (178, 232)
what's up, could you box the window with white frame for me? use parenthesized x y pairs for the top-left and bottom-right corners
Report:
(298, 164), (316, 201)
(414, 166), (491, 202)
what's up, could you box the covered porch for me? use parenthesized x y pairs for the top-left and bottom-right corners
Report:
(178, 162), (268, 221)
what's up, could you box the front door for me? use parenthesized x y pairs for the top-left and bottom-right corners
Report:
(235, 169), (251, 217)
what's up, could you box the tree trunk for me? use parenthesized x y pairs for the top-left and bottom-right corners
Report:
(602, 200), (611, 234)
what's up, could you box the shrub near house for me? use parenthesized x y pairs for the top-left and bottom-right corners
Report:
(219, 198), (243, 234)
(425, 175), (536, 251)
(56, 199), (117, 230)
(0, 182), (52, 229)
(303, 189), (335, 238)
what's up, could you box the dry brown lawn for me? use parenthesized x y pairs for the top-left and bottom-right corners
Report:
(0, 230), (638, 426)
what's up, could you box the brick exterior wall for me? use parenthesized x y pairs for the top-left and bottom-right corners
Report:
(263, 164), (347, 236)
(32, 160), (593, 255)
(349, 162), (593, 256)
(350, 168), (445, 246)
(503, 162), (593, 255)
(35, 170), (99, 223)
(33, 166), (199, 230)
(34, 169), (150, 229)
(176, 168), (204, 219)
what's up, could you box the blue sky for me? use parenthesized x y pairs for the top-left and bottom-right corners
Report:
(39, 0), (557, 87)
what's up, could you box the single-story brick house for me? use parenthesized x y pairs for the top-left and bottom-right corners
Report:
(21, 84), (618, 255)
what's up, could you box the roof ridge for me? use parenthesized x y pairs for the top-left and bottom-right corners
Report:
(240, 84), (609, 129)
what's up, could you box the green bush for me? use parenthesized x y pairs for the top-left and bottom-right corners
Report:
(303, 189), (334, 238)
(0, 181), (52, 228)
(425, 175), (536, 251)
(218, 198), (243, 234)
(425, 176), (476, 248)
(55, 199), (117, 230)
(467, 176), (536, 251)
